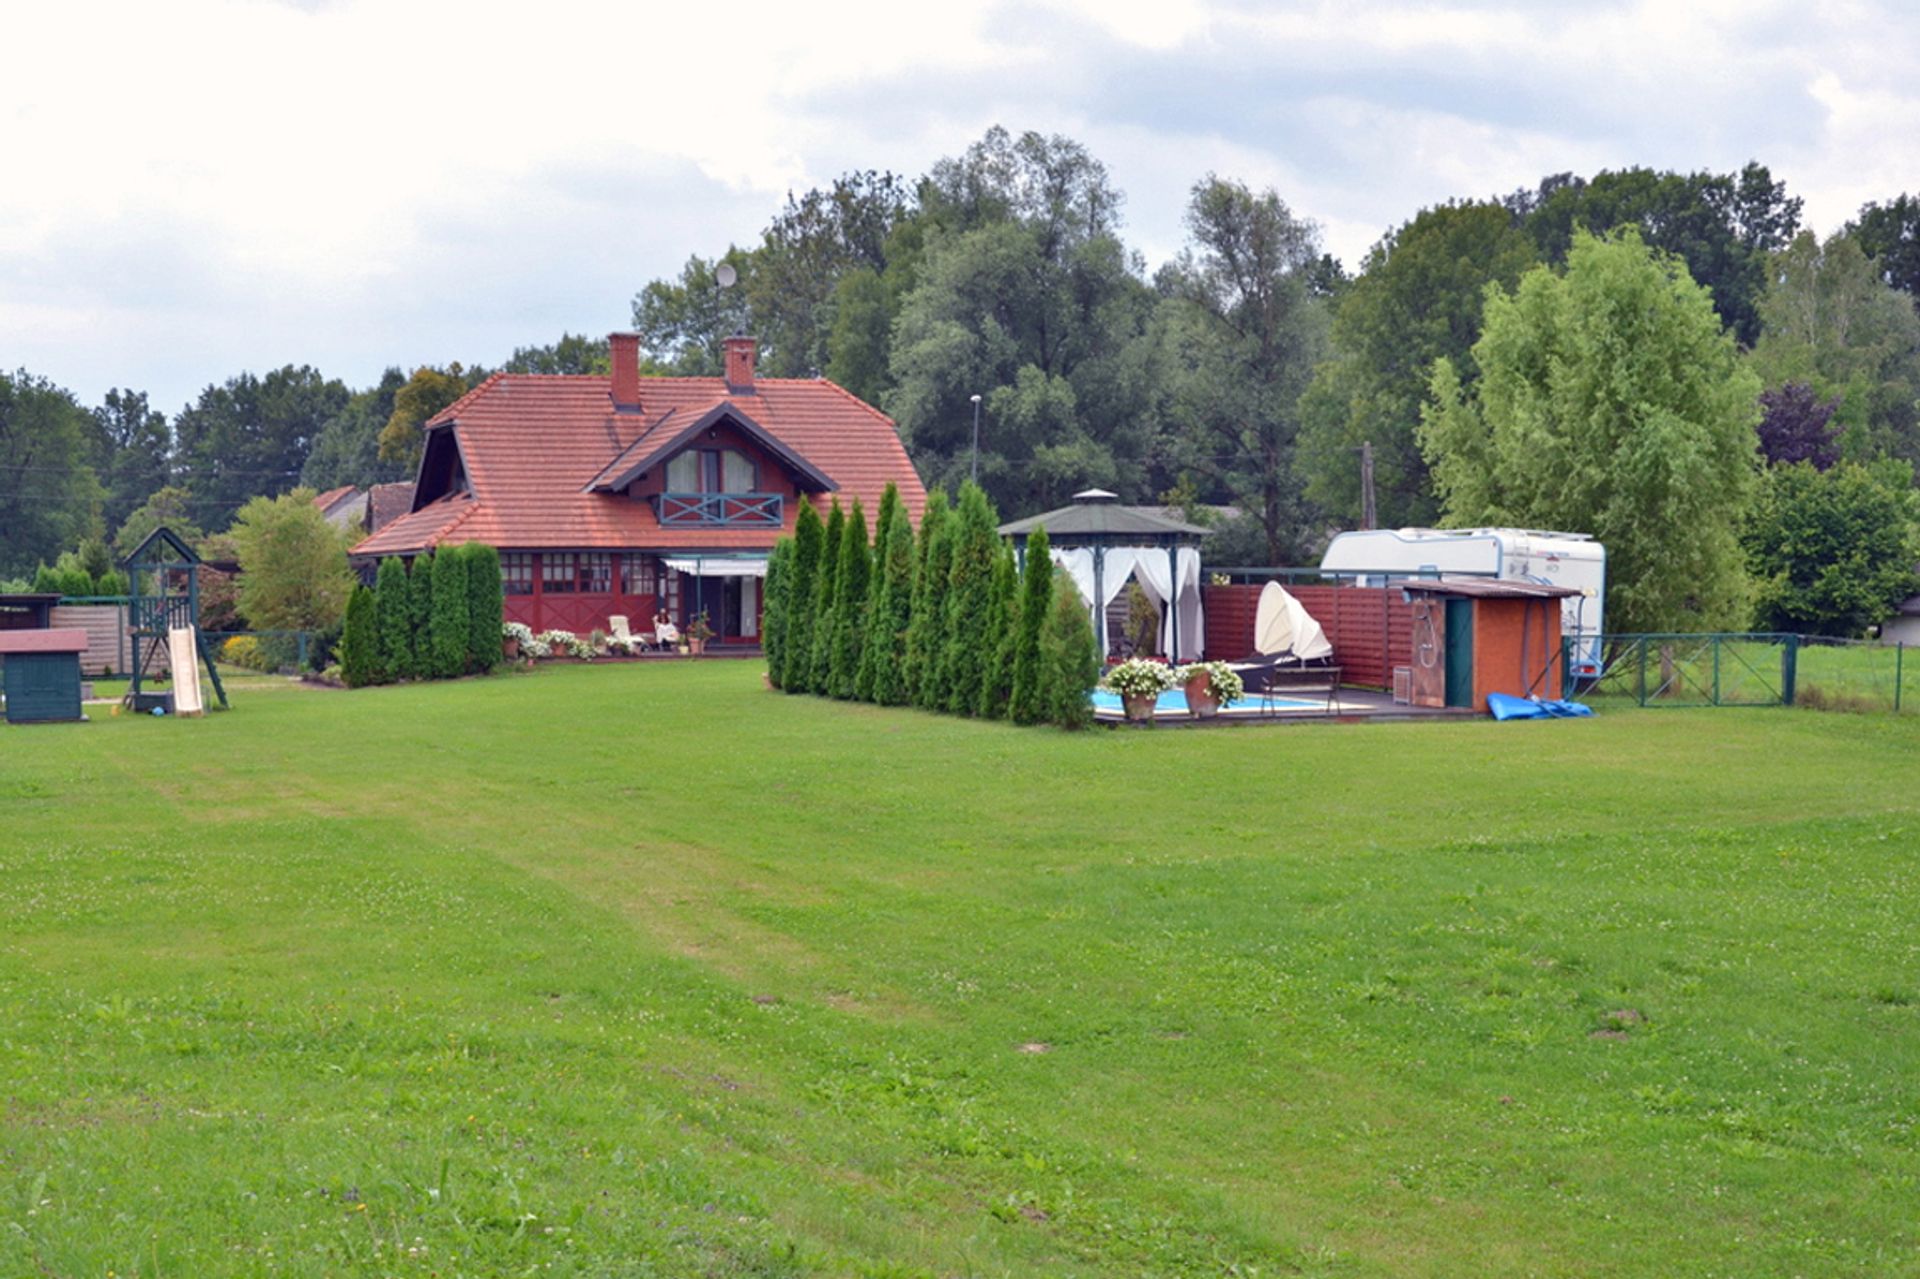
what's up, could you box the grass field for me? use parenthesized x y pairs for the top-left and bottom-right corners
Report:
(3, 662), (1919, 1276)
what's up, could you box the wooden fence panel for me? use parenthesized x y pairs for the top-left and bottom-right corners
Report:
(1200, 583), (1417, 689)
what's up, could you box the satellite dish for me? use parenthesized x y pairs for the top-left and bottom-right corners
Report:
(715, 263), (738, 289)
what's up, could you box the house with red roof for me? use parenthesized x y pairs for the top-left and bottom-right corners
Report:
(352, 333), (926, 643)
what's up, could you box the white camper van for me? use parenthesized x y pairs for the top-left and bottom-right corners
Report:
(1320, 528), (1607, 675)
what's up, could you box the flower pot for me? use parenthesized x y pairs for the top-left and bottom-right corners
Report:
(503, 637), (520, 660)
(1122, 691), (1158, 723)
(689, 637), (706, 656)
(1183, 672), (1220, 718)
(678, 643), (690, 656)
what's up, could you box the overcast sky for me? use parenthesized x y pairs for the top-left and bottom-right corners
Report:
(4, 0), (1916, 415)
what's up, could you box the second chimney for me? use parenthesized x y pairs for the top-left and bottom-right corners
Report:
(723, 334), (757, 394)
(608, 332), (642, 409)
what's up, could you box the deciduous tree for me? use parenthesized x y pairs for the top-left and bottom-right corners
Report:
(1421, 229), (1760, 633)
(229, 488), (353, 633)
(0, 371), (104, 578)
(1745, 460), (1920, 636)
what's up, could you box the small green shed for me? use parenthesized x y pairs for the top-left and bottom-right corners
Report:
(0, 629), (88, 724)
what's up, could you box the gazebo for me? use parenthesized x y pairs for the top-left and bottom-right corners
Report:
(999, 490), (1209, 660)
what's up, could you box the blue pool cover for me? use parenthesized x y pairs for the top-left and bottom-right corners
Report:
(1485, 692), (1595, 721)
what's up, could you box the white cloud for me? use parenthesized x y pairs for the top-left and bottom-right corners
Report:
(3, 0), (1917, 411)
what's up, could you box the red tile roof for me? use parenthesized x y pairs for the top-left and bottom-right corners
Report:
(353, 374), (925, 557)
(311, 485), (360, 515)
(367, 482), (416, 532)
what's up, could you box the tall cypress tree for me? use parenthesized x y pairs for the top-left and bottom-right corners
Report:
(1008, 526), (1055, 725)
(977, 538), (1019, 719)
(826, 498), (870, 699)
(780, 501), (825, 693)
(861, 497), (917, 706)
(762, 536), (793, 688)
(937, 482), (1000, 716)
(855, 483), (903, 703)
(429, 544), (469, 679)
(1042, 581), (1101, 730)
(340, 583), (379, 688)
(806, 499), (844, 695)
(902, 489), (950, 706)
(465, 542), (503, 674)
(406, 551), (435, 680)
(374, 555), (410, 682)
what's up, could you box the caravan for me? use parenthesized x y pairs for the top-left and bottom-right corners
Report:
(1319, 527), (1607, 676)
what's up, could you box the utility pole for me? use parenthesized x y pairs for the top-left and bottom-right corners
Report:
(969, 394), (983, 484)
(1359, 440), (1377, 531)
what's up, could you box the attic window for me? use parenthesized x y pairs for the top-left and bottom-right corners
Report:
(664, 448), (756, 493)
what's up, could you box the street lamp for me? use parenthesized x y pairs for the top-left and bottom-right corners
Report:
(969, 393), (983, 484)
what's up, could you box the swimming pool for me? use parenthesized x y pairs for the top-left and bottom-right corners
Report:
(1090, 689), (1325, 716)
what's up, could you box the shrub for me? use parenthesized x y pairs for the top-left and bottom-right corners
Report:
(762, 538), (793, 688)
(375, 556), (412, 679)
(904, 490), (952, 708)
(1044, 585), (1102, 730)
(938, 482), (1001, 716)
(220, 635), (267, 670)
(465, 543), (503, 673)
(977, 538), (1018, 719)
(781, 500), (825, 693)
(429, 545), (469, 678)
(406, 552), (435, 679)
(1008, 527), (1054, 725)
(339, 584), (380, 688)
(93, 569), (128, 596)
(826, 498), (870, 700)
(859, 486), (915, 707)
(806, 500), (845, 694)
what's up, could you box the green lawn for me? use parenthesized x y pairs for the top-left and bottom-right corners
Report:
(3, 663), (1918, 1277)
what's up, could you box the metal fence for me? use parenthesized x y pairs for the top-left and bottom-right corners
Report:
(1567, 633), (1913, 713)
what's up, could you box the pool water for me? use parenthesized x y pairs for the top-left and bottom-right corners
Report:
(1090, 689), (1323, 715)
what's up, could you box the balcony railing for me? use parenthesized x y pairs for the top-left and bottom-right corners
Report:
(656, 492), (784, 527)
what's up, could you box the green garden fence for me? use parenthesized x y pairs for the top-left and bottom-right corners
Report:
(1567, 633), (1913, 713)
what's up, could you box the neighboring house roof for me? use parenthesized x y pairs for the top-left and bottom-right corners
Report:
(353, 370), (925, 557)
(367, 482), (416, 532)
(312, 485), (359, 513)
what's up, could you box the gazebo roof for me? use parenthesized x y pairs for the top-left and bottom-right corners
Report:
(999, 490), (1210, 545)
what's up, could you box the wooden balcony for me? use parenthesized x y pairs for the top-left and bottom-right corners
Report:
(655, 492), (783, 527)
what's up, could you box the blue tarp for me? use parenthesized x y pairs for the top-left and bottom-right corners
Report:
(1485, 692), (1595, 721)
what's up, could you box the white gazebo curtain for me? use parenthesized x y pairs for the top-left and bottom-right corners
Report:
(1048, 544), (1203, 661)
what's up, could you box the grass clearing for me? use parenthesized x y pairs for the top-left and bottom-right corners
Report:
(3, 661), (1919, 1275)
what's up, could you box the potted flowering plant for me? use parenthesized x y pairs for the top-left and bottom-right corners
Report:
(687, 610), (715, 656)
(1175, 660), (1244, 718)
(502, 620), (532, 660)
(1104, 657), (1173, 723)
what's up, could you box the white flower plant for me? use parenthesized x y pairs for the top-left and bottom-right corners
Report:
(536, 629), (594, 660)
(1103, 657), (1175, 699)
(1174, 660), (1245, 706)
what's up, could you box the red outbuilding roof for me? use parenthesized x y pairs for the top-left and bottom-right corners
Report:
(0, 628), (89, 655)
(353, 338), (924, 559)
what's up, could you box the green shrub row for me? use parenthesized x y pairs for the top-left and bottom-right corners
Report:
(764, 481), (1099, 729)
(339, 544), (504, 688)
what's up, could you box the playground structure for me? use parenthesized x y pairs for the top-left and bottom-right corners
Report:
(123, 526), (227, 714)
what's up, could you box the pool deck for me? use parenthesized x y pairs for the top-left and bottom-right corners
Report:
(1095, 687), (1480, 728)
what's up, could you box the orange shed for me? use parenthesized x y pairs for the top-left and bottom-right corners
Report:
(1394, 579), (1583, 712)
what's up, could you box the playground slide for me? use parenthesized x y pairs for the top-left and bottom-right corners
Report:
(167, 625), (205, 717)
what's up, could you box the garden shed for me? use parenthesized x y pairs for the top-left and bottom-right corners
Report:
(1000, 491), (1209, 660)
(1395, 578), (1581, 712)
(0, 629), (88, 724)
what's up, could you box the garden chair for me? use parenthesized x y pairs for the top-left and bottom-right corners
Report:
(609, 615), (642, 654)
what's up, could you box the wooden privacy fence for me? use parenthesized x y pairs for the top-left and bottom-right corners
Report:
(1202, 584), (1417, 689)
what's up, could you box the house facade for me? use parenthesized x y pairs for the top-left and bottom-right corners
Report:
(351, 333), (926, 642)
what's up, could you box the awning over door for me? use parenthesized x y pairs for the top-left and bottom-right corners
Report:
(661, 556), (768, 578)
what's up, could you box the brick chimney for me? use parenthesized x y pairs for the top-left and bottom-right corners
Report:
(608, 332), (642, 409)
(723, 334), (757, 394)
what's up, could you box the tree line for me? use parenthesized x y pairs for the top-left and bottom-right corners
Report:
(6, 125), (1919, 636)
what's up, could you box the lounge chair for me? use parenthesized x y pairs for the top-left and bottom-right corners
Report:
(1229, 581), (1335, 694)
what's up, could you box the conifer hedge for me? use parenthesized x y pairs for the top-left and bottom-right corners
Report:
(375, 556), (411, 681)
(429, 545), (470, 679)
(781, 499), (825, 694)
(764, 485), (1102, 729)
(826, 498), (869, 700)
(464, 542), (503, 673)
(407, 551), (436, 680)
(339, 584), (379, 688)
